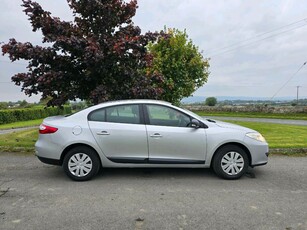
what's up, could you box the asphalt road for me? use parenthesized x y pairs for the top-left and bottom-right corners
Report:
(0, 126), (38, 135)
(0, 153), (307, 230)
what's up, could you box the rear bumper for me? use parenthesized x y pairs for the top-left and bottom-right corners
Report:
(37, 156), (61, 166)
(35, 137), (63, 162)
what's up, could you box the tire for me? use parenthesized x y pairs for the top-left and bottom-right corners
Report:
(63, 146), (101, 181)
(212, 145), (249, 180)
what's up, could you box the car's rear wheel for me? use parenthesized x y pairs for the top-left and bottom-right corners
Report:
(63, 146), (100, 181)
(213, 145), (249, 179)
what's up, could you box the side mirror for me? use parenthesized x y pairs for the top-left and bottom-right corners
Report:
(190, 119), (200, 128)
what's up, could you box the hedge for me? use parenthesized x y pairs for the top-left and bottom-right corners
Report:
(0, 106), (72, 125)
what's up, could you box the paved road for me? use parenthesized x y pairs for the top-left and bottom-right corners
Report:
(0, 126), (38, 135)
(205, 116), (307, 126)
(0, 153), (306, 230)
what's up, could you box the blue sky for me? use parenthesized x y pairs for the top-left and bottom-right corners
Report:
(1, 0), (307, 102)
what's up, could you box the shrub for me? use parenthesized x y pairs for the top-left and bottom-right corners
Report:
(0, 106), (72, 125)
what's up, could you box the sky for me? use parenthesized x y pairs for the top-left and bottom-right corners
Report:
(0, 0), (307, 102)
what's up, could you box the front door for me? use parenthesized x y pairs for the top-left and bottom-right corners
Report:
(145, 104), (207, 164)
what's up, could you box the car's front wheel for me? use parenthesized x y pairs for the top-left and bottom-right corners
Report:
(63, 146), (100, 181)
(212, 145), (249, 179)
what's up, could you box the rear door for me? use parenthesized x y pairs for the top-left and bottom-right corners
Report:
(145, 104), (207, 164)
(88, 104), (148, 163)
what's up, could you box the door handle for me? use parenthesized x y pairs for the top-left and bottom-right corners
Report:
(150, 133), (162, 138)
(96, 131), (110, 135)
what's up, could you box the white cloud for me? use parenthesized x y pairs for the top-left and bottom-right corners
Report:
(0, 0), (306, 102)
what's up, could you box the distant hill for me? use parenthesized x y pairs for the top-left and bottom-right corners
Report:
(181, 96), (299, 104)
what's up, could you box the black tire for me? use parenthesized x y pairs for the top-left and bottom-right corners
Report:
(212, 145), (249, 180)
(63, 146), (101, 181)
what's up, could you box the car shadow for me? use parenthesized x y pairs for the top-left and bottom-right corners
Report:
(39, 165), (263, 182)
(97, 167), (216, 180)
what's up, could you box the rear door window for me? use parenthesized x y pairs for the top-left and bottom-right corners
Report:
(89, 104), (141, 124)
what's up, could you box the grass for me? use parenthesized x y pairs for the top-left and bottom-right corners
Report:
(0, 128), (38, 152)
(0, 121), (306, 155)
(223, 120), (307, 149)
(0, 119), (43, 130)
(194, 111), (307, 120)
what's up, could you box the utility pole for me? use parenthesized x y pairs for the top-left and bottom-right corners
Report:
(296, 86), (301, 104)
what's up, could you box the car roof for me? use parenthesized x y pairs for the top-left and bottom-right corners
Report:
(96, 99), (172, 107)
(72, 99), (172, 118)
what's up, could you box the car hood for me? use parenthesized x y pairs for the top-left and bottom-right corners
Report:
(204, 119), (255, 133)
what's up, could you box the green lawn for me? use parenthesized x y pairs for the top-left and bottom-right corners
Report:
(223, 120), (307, 149)
(0, 128), (38, 152)
(194, 111), (307, 120)
(0, 119), (43, 130)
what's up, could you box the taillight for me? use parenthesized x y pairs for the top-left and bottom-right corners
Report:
(39, 124), (58, 134)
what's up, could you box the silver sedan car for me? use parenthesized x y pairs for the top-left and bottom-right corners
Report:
(35, 100), (269, 181)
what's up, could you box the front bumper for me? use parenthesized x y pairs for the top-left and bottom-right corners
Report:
(250, 151), (269, 167)
(244, 136), (269, 167)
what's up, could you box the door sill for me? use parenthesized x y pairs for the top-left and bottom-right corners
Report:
(107, 157), (205, 164)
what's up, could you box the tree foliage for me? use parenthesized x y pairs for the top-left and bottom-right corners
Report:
(2, 0), (166, 106)
(148, 29), (210, 105)
(0, 102), (8, 110)
(205, 97), (217, 106)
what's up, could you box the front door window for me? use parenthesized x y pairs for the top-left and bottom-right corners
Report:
(146, 105), (191, 127)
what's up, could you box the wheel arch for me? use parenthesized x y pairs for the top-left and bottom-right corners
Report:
(210, 142), (252, 168)
(60, 143), (102, 167)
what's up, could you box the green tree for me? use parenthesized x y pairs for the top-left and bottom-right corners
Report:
(19, 100), (28, 107)
(0, 102), (8, 109)
(2, 0), (166, 107)
(205, 97), (217, 106)
(148, 28), (210, 105)
(39, 96), (53, 106)
(7, 101), (14, 108)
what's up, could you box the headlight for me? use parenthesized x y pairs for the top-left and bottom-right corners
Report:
(246, 132), (266, 142)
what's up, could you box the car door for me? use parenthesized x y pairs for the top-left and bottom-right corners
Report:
(145, 104), (207, 164)
(88, 104), (148, 163)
